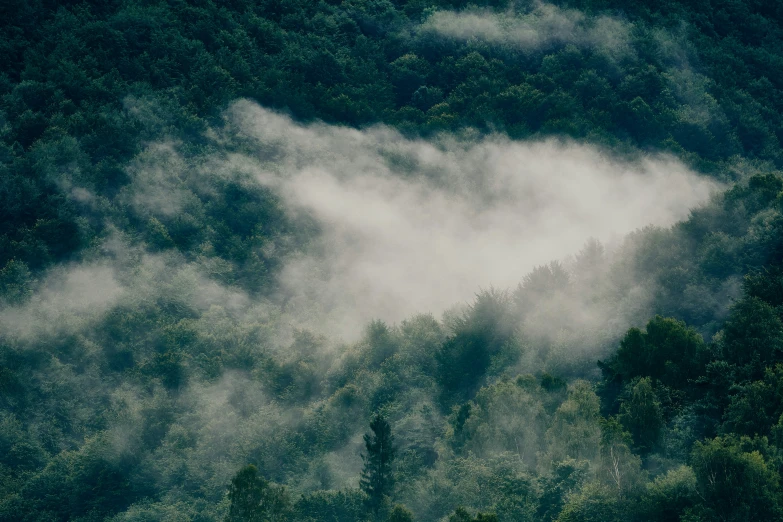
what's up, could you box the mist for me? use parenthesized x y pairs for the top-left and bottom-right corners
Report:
(0, 100), (724, 512)
(1, 99), (720, 346)
(5, 0), (783, 518)
(421, 3), (631, 56)
(216, 101), (719, 338)
(0, 261), (124, 341)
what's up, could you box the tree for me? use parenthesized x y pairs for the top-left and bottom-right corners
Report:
(639, 465), (697, 522)
(386, 504), (414, 522)
(598, 418), (645, 498)
(293, 490), (368, 522)
(618, 378), (665, 454)
(457, 380), (546, 465)
(720, 297), (783, 380)
(691, 437), (783, 522)
(546, 381), (602, 463)
(556, 482), (623, 522)
(361, 413), (397, 514)
(609, 316), (708, 390)
(226, 465), (291, 522)
(435, 290), (518, 404)
(538, 460), (590, 522)
(0, 259), (33, 304)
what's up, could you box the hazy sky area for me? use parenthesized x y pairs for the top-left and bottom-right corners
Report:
(225, 101), (719, 338)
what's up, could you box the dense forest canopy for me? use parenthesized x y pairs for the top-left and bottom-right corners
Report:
(1, 0), (783, 520)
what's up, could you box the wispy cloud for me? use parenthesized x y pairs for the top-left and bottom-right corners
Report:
(222, 101), (719, 338)
(421, 4), (632, 56)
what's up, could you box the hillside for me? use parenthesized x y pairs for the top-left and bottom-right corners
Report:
(1, 0), (783, 521)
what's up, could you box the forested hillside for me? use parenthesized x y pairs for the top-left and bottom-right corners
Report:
(1, 0), (783, 520)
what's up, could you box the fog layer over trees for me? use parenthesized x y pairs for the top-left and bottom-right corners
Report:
(2, 0), (783, 520)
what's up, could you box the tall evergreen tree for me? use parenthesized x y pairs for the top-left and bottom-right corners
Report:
(361, 413), (396, 513)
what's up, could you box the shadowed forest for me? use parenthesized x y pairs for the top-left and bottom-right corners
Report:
(1, 0), (783, 520)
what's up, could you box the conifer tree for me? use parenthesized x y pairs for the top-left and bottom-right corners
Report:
(361, 413), (396, 513)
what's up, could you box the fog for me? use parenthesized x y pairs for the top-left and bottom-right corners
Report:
(0, 237), (255, 344)
(421, 3), (631, 56)
(0, 261), (124, 341)
(4, 0), (779, 517)
(221, 101), (719, 338)
(420, 6), (730, 136)
(1, 99), (719, 348)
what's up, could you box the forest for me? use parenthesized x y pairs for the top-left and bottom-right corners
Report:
(1, 0), (783, 520)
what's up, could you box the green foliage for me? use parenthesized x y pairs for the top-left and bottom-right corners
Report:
(598, 417), (646, 497)
(639, 465), (698, 522)
(545, 382), (602, 464)
(555, 482), (622, 522)
(537, 460), (590, 522)
(720, 296), (783, 379)
(436, 290), (519, 404)
(447, 507), (498, 522)
(608, 316), (708, 391)
(456, 379), (546, 464)
(293, 490), (369, 522)
(618, 378), (665, 454)
(690, 436), (783, 522)
(386, 504), (414, 522)
(723, 365), (783, 437)
(226, 465), (292, 522)
(744, 265), (783, 308)
(0, 259), (33, 304)
(0, 0), (781, 284)
(2, 0), (783, 521)
(1, 170), (781, 521)
(0, 434), (145, 522)
(361, 413), (396, 513)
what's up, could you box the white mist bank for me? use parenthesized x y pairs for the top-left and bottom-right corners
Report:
(421, 4), (631, 56)
(223, 101), (719, 338)
(2, 101), (720, 343)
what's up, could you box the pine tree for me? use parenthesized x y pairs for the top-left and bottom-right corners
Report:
(361, 413), (396, 513)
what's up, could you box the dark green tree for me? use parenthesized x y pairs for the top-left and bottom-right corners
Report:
(0, 259), (33, 304)
(611, 316), (708, 390)
(226, 465), (291, 522)
(639, 465), (698, 522)
(386, 504), (414, 522)
(435, 289), (518, 404)
(361, 413), (396, 514)
(618, 377), (665, 454)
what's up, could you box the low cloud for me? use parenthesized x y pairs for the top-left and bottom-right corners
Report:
(421, 4), (631, 56)
(222, 101), (719, 338)
(420, 5), (730, 138)
(0, 261), (124, 341)
(6, 101), (719, 344)
(0, 239), (252, 343)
